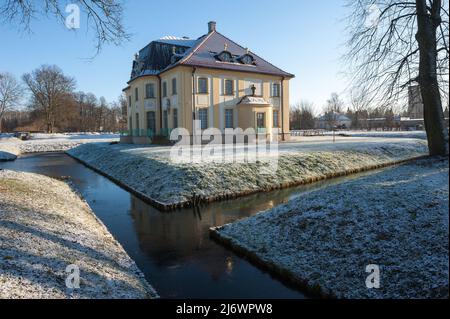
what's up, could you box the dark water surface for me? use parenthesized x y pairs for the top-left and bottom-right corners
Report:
(0, 152), (380, 298)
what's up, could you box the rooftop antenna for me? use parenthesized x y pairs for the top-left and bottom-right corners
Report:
(224, 43), (228, 51)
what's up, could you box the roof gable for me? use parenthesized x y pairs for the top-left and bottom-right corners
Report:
(129, 27), (294, 81)
(179, 31), (294, 78)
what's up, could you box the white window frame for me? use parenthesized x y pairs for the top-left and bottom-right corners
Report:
(273, 110), (279, 128)
(171, 78), (177, 95)
(162, 81), (168, 97)
(225, 108), (234, 128)
(198, 108), (208, 130)
(145, 83), (155, 99)
(173, 108), (178, 128)
(224, 79), (234, 96)
(272, 83), (281, 97)
(197, 77), (208, 94)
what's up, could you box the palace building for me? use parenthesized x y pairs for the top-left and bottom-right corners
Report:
(122, 21), (294, 144)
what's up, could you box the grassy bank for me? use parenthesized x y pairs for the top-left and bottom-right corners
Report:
(0, 170), (158, 299)
(0, 134), (119, 161)
(67, 139), (428, 210)
(211, 157), (449, 299)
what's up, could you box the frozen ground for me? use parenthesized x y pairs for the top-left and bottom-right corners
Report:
(322, 130), (427, 140)
(67, 137), (428, 208)
(0, 169), (158, 299)
(211, 157), (449, 299)
(0, 133), (119, 161)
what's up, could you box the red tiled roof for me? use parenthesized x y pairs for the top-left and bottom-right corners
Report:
(131, 30), (295, 80)
(175, 31), (294, 78)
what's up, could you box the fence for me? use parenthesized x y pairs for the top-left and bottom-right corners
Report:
(290, 129), (325, 137)
(120, 129), (155, 137)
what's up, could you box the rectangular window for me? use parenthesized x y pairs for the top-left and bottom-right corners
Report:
(172, 78), (177, 95)
(163, 82), (167, 97)
(128, 95), (131, 107)
(272, 83), (280, 97)
(135, 87), (139, 101)
(224, 79), (233, 95)
(146, 111), (156, 133)
(273, 110), (279, 128)
(145, 83), (155, 99)
(163, 110), (168, 129)
(256, 112), (265, 128)
(198, 109), (208, 130)
(135, 113), (140, 131)
(198, 77), (208, 94)
(173, 109), (178, 128)
(225, 109), (234, 128)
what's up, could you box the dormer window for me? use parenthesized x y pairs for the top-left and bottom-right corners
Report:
(239, 54), (254, 65)
(216, 51), (233, 62)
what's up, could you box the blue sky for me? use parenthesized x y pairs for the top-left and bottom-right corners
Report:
(0, 0), (350, 114)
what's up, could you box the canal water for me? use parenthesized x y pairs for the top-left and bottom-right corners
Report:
(0, 152), (381, 298)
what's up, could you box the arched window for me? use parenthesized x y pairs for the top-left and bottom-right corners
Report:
(216, 51), (233, 62)
(239, 54), (254, 65)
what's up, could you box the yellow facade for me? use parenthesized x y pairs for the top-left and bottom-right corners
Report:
(123, 65), (291, 143)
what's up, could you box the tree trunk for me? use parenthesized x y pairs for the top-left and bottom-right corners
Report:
(415, 0), (449, 155)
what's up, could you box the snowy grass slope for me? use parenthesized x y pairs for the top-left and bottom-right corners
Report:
(67, 138), (428, 209)
(323, 130), (427, 140)
(0, 170), (158, 299)
(211, 157), (449, 299)
(0, 133), (119, 161)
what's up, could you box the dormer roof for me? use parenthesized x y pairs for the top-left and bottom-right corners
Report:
(129, 22), (294, 82)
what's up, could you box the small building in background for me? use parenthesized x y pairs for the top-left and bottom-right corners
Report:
(315, 113), (351, 130)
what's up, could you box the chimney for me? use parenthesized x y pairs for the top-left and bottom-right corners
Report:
(208, 21), (216, 33)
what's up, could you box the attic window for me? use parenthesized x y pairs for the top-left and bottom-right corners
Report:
(239, 54), (254, 65)
(216, 51), (233, 62)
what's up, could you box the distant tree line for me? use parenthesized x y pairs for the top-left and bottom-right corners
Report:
(0, 65), (126, 133)
(290, 92), (449, 131)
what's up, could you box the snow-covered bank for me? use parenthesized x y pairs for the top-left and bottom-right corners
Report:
(0, 133), (119, 161)
(67, 138), (428, 210)
(323, 130), (427, 140)
(211, 157), (449, 299)
(0, 149), (17, 161)
(0, 170), (158, 299)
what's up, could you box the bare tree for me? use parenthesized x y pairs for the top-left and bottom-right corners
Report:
(290, 100), (316, 130)
(345, 0), (449, 155)
(22, 65), (76, 133)
(323, 92), (345, 129)
(0, 0), (129, 53)
(114, 93), (128, 131)
(349, 88), (371, 129)
(0, 72), (22, 132)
